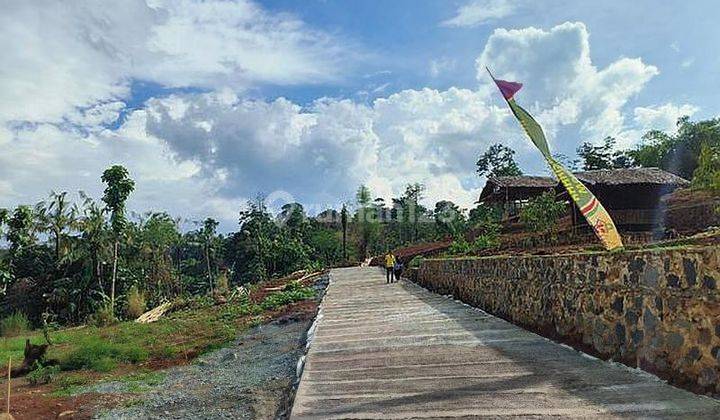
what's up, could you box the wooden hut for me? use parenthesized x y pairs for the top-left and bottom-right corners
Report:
(478, 175), (556, 217)
(560, 167), (690, 229)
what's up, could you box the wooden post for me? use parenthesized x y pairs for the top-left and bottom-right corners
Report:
(6, 358), (10, 415)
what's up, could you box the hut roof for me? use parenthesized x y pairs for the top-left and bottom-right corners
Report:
(572, 167), (690, 187)
(486, 175), (556, 188)
(478, 175), (556, 202)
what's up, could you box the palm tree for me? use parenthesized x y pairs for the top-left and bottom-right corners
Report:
(39, 191), (77, 261)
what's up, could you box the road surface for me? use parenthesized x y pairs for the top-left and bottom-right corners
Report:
(291, 267), (720, 419)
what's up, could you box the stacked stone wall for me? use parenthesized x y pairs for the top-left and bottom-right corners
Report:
(415, 246), (720, 395)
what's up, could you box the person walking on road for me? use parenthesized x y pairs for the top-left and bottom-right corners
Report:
(393, 260), (404, 281)
(384, 252), (396, 284)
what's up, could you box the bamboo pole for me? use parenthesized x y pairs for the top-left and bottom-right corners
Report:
(6, 358), (10, 415)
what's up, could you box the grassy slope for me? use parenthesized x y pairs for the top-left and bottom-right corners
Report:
(0, 279), (317, 394)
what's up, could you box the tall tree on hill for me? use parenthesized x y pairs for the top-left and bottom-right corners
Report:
(36, 191), (76, 261)
(141, 212), (181, 297)
(340, 204), (348, 261)
(77, 192), (109, 289)
(476, 143), (522, 178)
(201, 217), (219, 292)
(355, 185), (375, 258)
(402, 183), (425, 242)
(6, 206), (35, 257)
(101, 165), (135, 316)
(0, 208), (8, 239)
(434, 200), (466, 237)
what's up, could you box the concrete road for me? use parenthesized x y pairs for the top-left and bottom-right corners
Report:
(291, 267), (720, 419)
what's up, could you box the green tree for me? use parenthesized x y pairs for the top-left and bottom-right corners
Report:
(520, 192), (567, 233)
(278, 203), (308, 239)
(692, 143), (720, 192)
(200, 217), (219, 292)
(577, 137), (634, 170)
(232, 199), (278, 283)
(36, 191), (76, 261)
(340, 204), (348, 261)
(0, 208), (8, 237)
(355, 185), (378, 258)
(6, 206), (35, 256)
(433, 200), (466, 237)
(402, 183), (426, 243)
(628, 116), (720, 179)
(101, 165), (135, 316)
(141, 212), (181, 298)
(476, 144), (522, 178)
(77, 192), (109, 291)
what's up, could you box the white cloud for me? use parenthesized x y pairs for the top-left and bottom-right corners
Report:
(0, 0), (351, 125)
(1, 10), (697, 228)
(477, 22), (658, 145)
(429, 58), (457, 78)
(143, 87), (509, 210)
(608, 103), (698, 149)
(441, 0), (515, 28)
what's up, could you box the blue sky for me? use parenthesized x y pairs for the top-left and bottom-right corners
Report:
(1, 0), (718, 231)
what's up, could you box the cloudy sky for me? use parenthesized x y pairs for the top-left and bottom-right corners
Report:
(2, 0), (718, 231)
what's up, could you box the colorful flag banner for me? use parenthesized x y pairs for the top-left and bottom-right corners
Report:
(487, 68), (624, 251)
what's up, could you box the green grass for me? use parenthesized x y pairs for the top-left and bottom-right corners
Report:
(1, 312), (30, 337)
(61, 336), (149, 372)
(0, 282), (316, 382)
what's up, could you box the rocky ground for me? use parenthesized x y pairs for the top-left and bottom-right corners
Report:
(74, 275), (327, 419)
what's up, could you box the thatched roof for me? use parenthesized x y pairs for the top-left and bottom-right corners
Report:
(486, 175), (556, 188)
(478, 168), (690, 203)
(478, 176), (556, 202)
(572, 167), (690, 186)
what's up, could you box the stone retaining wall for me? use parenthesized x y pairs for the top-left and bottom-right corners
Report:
(415, 246), (720, 395)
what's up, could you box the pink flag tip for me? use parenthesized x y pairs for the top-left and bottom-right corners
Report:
(493, 78), (523, 100)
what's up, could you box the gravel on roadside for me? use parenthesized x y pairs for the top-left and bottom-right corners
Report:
(95, 274), (328, 420)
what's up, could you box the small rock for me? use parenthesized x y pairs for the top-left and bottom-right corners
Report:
(687, 346), (702, 362)
(641, 265), (659, 287)
(615, 323), (627, 346)
(682, 258), (697, 286)
(666, 332), (684, 350)
(698, 368), (718, 387)
(223, 352), (238, 362)
(643, 308), (658, 333)
(666, 274), (680, 288)
(699, 328), (712, 346)
(631, 329), (644, 345)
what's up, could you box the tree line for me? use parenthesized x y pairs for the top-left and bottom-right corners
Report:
(1, 116), (717, 329)
(0, 169), (493, 329)
(476, 116), (720, 185)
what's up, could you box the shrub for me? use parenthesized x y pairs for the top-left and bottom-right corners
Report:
(126, 286), (146, 319)
(1, 311), (31, 337)
(692, 143), (720, 192)
(408, 256), (424, 268)
(447, 238), (471, 256)
(215, 271), (229, 294)
(26, 361), (60, 385)
(88, 304), (115, 327)
(61, 336), (148, 372)
(473, 234), (499, 250)
(260, 287), (314, 310)
(520, 192), (567, 233)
